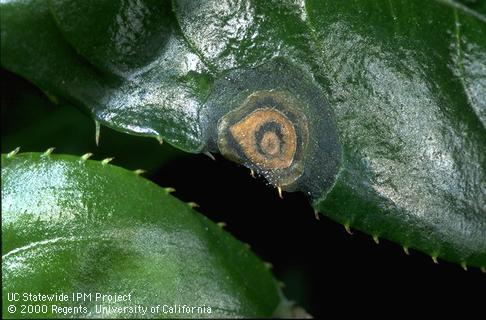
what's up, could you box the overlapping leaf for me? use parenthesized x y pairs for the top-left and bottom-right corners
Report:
(1, 0), (485, 267)
(2, 152), (285, 318)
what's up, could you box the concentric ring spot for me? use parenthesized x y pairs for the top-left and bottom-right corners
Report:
(229, 108), (297, 170)
(217, 90), (308, 187)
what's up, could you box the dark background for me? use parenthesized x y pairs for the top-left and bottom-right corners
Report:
(2, 68), (484, 317)
(154, 154), (486, 316)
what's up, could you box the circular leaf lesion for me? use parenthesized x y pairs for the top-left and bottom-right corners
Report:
(229, 108), (296, 170)
(217, 90), (308, 188)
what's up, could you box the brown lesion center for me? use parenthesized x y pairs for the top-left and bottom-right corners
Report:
(260, 131), (280, 156)
(229, 108), (297, 170)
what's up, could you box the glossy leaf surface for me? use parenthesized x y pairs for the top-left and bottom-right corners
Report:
(2, 153), (282, 318)
(1, 0), (485, 267)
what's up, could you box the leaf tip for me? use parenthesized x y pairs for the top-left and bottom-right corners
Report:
(44, 91), (59, 105)
(165, 187), (176, 194)
(217, 222), (227, 228)
(431, 255), (439, 264)
(344, 223), (353, 235)
(101, 157), (114, 166)
(6, 147), (20, 158)
(41, 147), (55, 157)
(95, 120), (101, 147)
(403, 246), (410, 255)
(187, 202), (199, 208)
(80, 153), (93, 162)
(203, 151), (216, 161)
(277, 186), (283, 199)
(372, 235), (380, 245)
(133, 169), (146, 175)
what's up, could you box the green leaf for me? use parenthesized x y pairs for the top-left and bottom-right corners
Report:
(1, 69), (184, 172)
(48, 0), (172, 76)
(1, 0), (210, 151)
(1, 0), (485, 268)
(304, 0), (486, 268)
(1, 152), (284, 318)
(175, 0), (486, 268)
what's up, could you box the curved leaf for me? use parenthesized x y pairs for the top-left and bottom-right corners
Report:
(306, 0), (486, 268)
(1, 0), (485, 268)
(1, 69), (183, 172)
(1, 0), (210, 151)
(1, 152), (284, 318)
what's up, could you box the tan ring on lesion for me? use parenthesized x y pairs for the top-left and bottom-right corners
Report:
(217, 89), (309, 189)
(229, 108), (297, 170)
